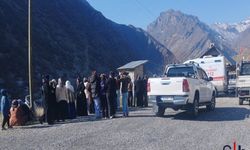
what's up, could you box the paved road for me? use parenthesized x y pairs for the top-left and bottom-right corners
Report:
(1, 97), (250, 150)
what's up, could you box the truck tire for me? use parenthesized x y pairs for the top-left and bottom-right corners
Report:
(206, 94), (216, 111)
(239, 98), (244, 105)
(156, 107), (165, 117)
(191, 95), (199, 118)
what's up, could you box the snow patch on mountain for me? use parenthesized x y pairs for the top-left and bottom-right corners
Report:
(211, 17), (250, 41)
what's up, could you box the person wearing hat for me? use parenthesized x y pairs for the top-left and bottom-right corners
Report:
(0, 89), (11, 130)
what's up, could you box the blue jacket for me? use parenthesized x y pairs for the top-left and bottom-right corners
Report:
(0, 90), (10, 117)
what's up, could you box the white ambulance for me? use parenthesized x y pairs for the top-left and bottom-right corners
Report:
(184, 55), (228, 95)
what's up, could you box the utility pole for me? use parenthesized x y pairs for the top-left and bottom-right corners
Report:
(28, 0), (33, 109)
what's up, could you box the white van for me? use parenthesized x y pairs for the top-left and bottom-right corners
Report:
(184, 55), (228, 95)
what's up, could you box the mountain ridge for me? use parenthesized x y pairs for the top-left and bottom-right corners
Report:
(0, 0), (176, 97)
(147, 9), (236, 62)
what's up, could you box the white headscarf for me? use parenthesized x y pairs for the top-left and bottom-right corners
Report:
(65, 80), (74, 92)
(57, 78), (63, 88)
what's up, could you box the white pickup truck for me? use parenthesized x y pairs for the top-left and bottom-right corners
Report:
(147, 63), (216, 117)
(236, 61), (250, 105)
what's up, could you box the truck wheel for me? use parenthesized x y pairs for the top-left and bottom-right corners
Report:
(191, 96), (199, 118)
(206, 94), (216, 111)
(156, 107), (165, 117)
(239, 98), (244, 105)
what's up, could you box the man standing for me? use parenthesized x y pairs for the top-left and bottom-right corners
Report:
(106, 71), (117, 118)
(90, 71), (101, 119)
(120, 72), (130, 117)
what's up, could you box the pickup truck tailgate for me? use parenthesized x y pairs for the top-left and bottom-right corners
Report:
(148, 77), (185, 96)
(237, 76), (250, 88)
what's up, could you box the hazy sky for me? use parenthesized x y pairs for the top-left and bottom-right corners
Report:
(87, 0), (250, 29)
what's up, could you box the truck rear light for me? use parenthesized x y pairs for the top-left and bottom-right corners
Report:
(147, 82), (151, 92)
(182, 79), (190, 92)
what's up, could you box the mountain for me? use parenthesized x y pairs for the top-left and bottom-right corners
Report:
(147, 10), (236, 62)
(211, 18), (250, 43)
(211, 18), (250, 57)
(235, 28), (250, 50)
(0, 0), (175, 98)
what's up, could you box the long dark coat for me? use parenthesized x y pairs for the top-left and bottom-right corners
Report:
(76, 82), (88, 116)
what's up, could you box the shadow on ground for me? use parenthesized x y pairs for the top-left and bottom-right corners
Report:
(162, 107), (250, 121)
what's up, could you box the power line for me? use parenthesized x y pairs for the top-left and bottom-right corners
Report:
(134, 0), (155, 19)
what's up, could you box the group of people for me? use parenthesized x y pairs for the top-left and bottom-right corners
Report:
(41, 70), (132, 124)
(0, 70), (149, 129)
(0, 89), (31, 130)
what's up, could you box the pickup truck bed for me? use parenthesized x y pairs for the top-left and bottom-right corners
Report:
(148, 64), (216, 117)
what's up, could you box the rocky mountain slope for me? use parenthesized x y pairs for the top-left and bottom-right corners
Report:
(147, 10), (236, 62)
(0, 0), (175, 97)
(211, 18), (250, 43)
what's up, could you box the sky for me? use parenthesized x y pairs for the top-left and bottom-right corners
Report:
(86, 0), (250, 29)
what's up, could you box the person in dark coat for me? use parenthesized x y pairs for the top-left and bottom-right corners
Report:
(100, 74), (109, 118)
(143, 75), (148, 107)
(106, 71), (117, 118)
(76, 77), (88, 116)
(48, 79), (57, 123)
(135, 76), (143, 107)
(1, 89), (11, 130)
(41, 75), (50, 124)
(90, 71), (101, 119)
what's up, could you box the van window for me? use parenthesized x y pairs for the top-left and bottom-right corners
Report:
(215, 60), (222, 62)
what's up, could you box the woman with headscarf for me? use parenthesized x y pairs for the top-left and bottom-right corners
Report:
(76, 77), (88, 116)
(65, 80), (76, 119)
(9, 99), (26, 126)
(1, 89), (11, 130)
(48, 79), (57, 124)
(56, 78), (68, 122)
